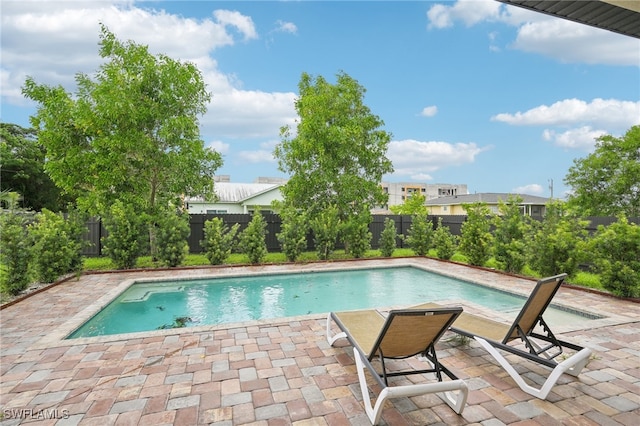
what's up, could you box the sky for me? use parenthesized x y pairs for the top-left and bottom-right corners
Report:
(2, 0), (639, 199)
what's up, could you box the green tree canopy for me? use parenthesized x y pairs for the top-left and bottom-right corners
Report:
(0, 123), (67, 211)
(22, 24), (222, 217)
(564, 125), (640, 217)
(389, 193), (427, 215)
(274, 71), (393, 220)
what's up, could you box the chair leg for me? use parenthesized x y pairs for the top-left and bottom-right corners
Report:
(353, 348), (468, 424)
(474, 336), (592, 399)
(326, 313), (347, 346)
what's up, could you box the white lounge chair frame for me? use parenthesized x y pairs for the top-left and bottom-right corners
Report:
(414, 273), (592, 400)
(327, 307), (468, 425)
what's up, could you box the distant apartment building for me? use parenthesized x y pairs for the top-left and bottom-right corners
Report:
(376, 182), (468, 212)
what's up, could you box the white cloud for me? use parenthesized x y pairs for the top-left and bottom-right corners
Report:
(513, 19), (640, 66)
(204, 89), (296, 138)
(235, 140), (280, 164)
(420, 106), (438, 117)
(237, 150), (277, 164)
(388, 139), (490, 179)
(213, 9), (258, 41)
(275, 20), (298, 34)
(492, 98), (640, 130)
(512, 184), (544, 195)
(208, 140), (230, 154)
(427, 0), (640, 66)
(542, 127), (607, 151)
(427, 0), (503, 29)
(1, 1), (295, 139)
(410, 173), (435, 181)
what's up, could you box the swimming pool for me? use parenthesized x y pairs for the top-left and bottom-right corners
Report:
(67, 266), (596, 339)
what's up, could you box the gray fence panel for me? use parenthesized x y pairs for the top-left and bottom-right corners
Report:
(82, 217), (103, 256)
(82, 214), (640, 257)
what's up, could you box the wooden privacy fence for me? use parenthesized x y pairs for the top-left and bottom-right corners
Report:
(80, 214), (637, 257)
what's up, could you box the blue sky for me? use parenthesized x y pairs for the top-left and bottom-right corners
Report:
(2, 1), (639, 198)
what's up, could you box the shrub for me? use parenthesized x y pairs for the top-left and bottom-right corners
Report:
(529, 201), (588, 277)
(310, 205), (340, 260)
(405, 214), (433, 256)
(432, 217), (457, 260)
(378, 217), (399, 257)
(0, 211), (32, 294)
(155, 210), (190, 267)
(102, 200), (148, 270)
(240, 210), (268, 264)
(29, 209), (83, 283)
(493, 196), (531, 274)
(201, 217), (239, 265)
(341, 212), (372, 259)
(459, 203), (493, 266)
(588, 216), (640, 298)
(277, 208), (308, 262)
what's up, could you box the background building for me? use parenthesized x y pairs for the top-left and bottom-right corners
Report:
(426, 193), (551, 217)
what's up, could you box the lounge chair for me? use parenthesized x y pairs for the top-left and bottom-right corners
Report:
(326, 307), (468, 424)
(412, 273), (592, 399)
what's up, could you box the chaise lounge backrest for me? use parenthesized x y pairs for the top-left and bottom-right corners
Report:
(503, 273), (566, 343)
(372, 308), (463, 359)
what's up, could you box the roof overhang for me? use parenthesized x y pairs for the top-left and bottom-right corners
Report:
(497, 0), (640, 38)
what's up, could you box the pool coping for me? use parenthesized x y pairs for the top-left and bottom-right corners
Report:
(30, 257), (636, 350)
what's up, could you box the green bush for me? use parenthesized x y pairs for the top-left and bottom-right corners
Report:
(341, 212), (372, 259)
(588, 216), (640, 298)
(529, 201), (588, 277)
(240, 210), (268, 264)
(405, 214), (433, 256)
(102, 200), (148, 270)
(378, 217), (399, 257)
(493, 196), (531, 274)
(201, 217), (239, 265)
(29, 209), (83, 283)
(432, 217), (457, 260)
(459, 203), (493, 266)
(310, 205), (340, 260)
(0, 212), (32, 294)
(155, 210), (190, 267)
(277, 208), (308, 262)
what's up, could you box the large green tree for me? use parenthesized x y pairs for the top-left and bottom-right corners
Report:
(274, 71), (393, 221)
(22, 25), (222, 220)
(0, 123), (67, 211)
(564, 125), (640, 217)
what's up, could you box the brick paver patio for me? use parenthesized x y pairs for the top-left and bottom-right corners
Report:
(1, 258), (638, 425)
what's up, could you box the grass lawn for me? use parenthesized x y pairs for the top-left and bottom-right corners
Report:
(82, 249), (604, 292)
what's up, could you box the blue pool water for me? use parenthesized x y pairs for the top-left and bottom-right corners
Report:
(68, 266), (593, 338)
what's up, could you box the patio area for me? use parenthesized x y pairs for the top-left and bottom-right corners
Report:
(1, 257), (639, 425)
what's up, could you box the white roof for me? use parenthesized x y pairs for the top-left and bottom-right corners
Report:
(213, 182), (280, 202)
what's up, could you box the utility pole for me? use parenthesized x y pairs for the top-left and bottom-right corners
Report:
(548, 179), (554, 199)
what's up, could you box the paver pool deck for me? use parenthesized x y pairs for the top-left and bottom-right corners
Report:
(1, 257), (638, 425)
